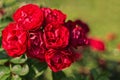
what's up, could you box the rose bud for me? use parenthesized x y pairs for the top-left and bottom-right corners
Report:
(89, 38), (105, 51)
(42, 8), (66, 25)
(44, 22), (69, 49)
(45, 48), (78, 72)
(13, 4), (44, 30)
(106, 33), (116, 41)
(27, 30), (46, 62)
(66, 20), (89, 48)
(117, 44), (120, 51)
(0, 8), (5, 16)
(75, 19), (90, 34)
(2, 22), (27, 57)
(98, 59), (106, 69)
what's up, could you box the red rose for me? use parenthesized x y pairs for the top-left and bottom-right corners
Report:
(41, 8), (52, 19)
(42, 8), (66, 24)
(66, 20), (88, 48)
(2, 22), (27, 57)
(0, 8), (5, 16)
(44, 22), (69, 49)
(27, 31), (46, 62)
(45, 49), (76, 72)
(71, 26), (88, 47)
(75, 19), (90, 34)
(89, 38), (105, 51)
(13, 4), (44, 30)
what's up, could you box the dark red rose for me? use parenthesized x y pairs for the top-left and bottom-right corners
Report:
(71, 26), (88, 47)
(0, 8), (5, 16)
(66, 20), (88, 48)
(44, 22), (69, 49)
(45, 49), (77, 72)
(42, 8), (66, 24)
(75, 19), (90, 34)
(98, 59), (106, 69)
(2, 22), (27, 57)
(89, 38), (105, 51)
(13, 4), (44, 30)
(27, 31), (46, 62)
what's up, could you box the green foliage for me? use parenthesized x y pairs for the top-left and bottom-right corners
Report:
(52, 71), (66, 80)
(10, 55), (27, 64)
(11, 64), (29, 76)
(11, 75), (22, 80)
(0, 66), (10, 80)
(91, 68), (110, 80)
(0, 50), (9, 65)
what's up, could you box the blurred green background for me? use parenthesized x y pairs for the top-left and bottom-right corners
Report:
(0, 0), (120, 80)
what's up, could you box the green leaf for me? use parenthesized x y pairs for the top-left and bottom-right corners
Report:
(0, 59), (8, 65)
(22, 66), (35, 80)
(0, 74), (10, 80)
(11, 64), (29, 76)
(34, 70), (44, 78)
(52, 71), (66, 80)
(11, 75), (22, 80)
(91, 69), (100, 80)
(0, 50), (9, 65)
(0, 66), (10, 80)
(32, 62), (47, 73)
(44, 68), (53, 80)
(11, 65), (22, 75)
(62, 77), (75, 80)
(19, 64), (29, 76)
(10, 55), (27, 64)
(23, 59), (47, 80)
(0, 50), (9, 59)
(98, 76), (109, 80)
(32, 60), (47, 79)
(84, 76), (90, 80)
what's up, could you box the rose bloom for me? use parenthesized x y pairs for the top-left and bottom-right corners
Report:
(66, 20), (89, 48)
(27, 30), (46, 62)
(44, 22), (69, 49)
(42, 8), (66, 25)
(13, 4), (44, 30)
(45, 48), (78, 72)
(75, 19), (90, 34)
(89, 38), (105, 51)
(2, 22), (27, 57)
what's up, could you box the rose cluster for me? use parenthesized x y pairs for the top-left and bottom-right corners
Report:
(2, 4), (89, 72)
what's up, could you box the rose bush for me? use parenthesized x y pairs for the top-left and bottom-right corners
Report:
(0, 2), (119, 80)
(2, 4), (89, 72)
